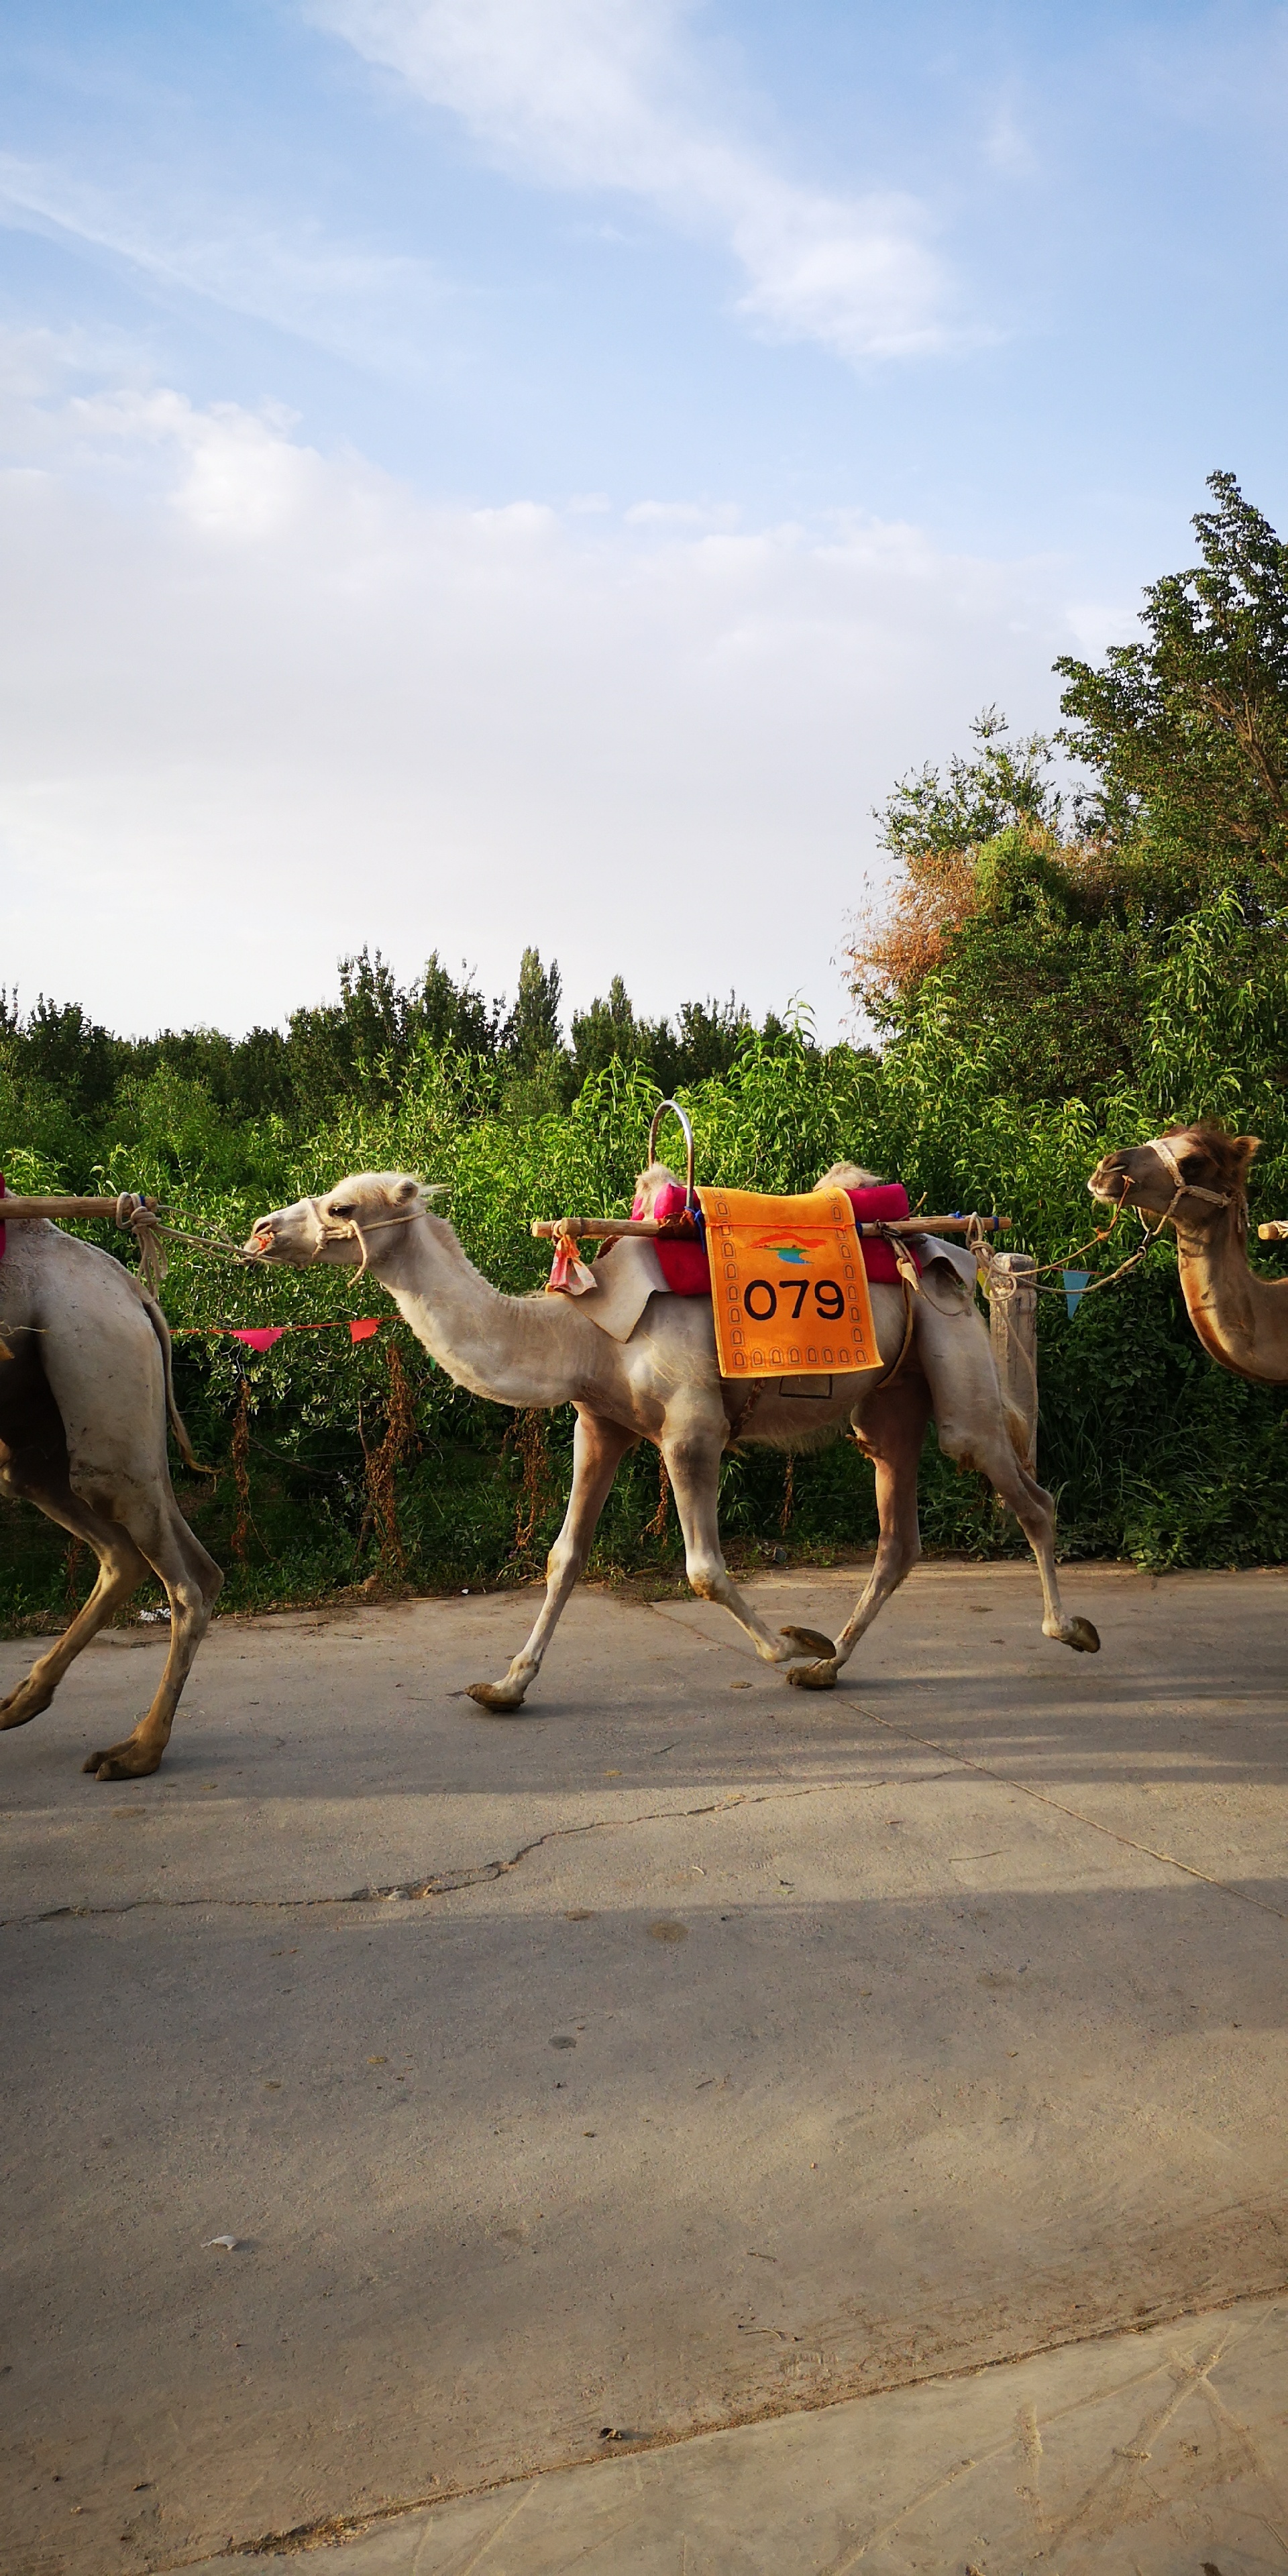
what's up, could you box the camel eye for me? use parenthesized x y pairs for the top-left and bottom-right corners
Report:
(329, 1201), (356, 1219)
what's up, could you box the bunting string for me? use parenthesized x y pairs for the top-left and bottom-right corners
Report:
(172, 1318), (382, 1351)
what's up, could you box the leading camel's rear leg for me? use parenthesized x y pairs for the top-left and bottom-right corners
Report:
(0, 1344), (154, 1731)
(0, 1360), (221, 1776)
(0, 1489), (152, 1729)
(468, 1409), (639, 1712)
(19, 1302), (224, 1778)
(788, 1368), (933, 1690)
(78, 1487), (223, 1780)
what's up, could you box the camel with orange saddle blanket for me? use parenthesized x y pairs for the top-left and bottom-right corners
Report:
(248, 1128), (1099, 1710)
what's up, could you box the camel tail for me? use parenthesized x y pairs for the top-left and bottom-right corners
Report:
(1004, 1399), (1030, 1462)
(139, 1286), (215, 1474)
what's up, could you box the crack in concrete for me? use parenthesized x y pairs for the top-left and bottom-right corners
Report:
(156, 2286), (1288, 2571)
(6, 1773), (923, 1929)
(851, 1707), (1288, 1925)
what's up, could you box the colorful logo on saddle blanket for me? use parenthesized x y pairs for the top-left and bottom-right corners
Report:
(696, 1186), (881, 1381)
(753, 1230), (830, 1265)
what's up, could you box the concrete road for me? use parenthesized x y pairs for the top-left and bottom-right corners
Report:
(183, 2291), (1288, 2575)
(3, 1560), (1287, 2576)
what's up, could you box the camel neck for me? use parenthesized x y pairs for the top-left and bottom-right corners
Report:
(364, 1216), (582, 1407)
(1173, 1206), (1288, 1385)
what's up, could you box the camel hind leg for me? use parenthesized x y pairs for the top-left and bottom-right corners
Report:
(79, 1491), (223, 1779)
(0, 1488), (151, 1729)
(914, 1295), (1099, 1655)
(468, 1410), (638, 1713)
(0, 1338), (154, 1728)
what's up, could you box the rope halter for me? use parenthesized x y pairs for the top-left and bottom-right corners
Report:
(1144, 1136), (1236, 1212)
(1102, 1134), (1244, 1252)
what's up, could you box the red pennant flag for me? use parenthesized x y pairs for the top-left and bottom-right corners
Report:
(231, 1326), (284, 1352)
(349, 1318), (380, 1342)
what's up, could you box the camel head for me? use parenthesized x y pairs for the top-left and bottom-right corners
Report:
(246, 1173), (430, 1271)
(1087, 1125), (1259, 1234)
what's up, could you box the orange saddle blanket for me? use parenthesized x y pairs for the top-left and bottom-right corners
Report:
(696, 1185), (881, 1381)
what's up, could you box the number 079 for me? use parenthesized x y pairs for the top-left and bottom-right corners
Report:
(743, 1277), (846, 1324)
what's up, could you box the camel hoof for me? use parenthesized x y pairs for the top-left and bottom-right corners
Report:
(83, 1744), (162, 1780)
(1063, 1615), (1101, 1654)
(786, 1658), (839, 1691)
(466, 1682), (529, 1715)
(780, 1625), (836, 1660)
(1, 1692), (48, 1730)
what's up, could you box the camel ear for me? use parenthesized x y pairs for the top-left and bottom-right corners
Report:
(392, 1177), (421, 1203)
(1235, 1135), (1262, 1168)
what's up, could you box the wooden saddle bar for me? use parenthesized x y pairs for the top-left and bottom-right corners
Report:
(0, 1194), (160, 1221)
(531, 1212), (1012, 1241)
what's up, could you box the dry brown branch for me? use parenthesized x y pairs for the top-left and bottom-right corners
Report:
(231, 1379), (252, 1563)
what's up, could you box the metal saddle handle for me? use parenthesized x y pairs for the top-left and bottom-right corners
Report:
(647, 1099), (697, 1214)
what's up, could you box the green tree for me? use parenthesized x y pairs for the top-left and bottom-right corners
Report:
(877, 707), (1065, 869)
(850, 713), (1200, 1099)
(7, 998), (125, 1120)
(570, 975), (645, 1083)
(1056, 470), (1288, 878)
(413, 953), (500, 1060)
(506, 947), (564, 1073)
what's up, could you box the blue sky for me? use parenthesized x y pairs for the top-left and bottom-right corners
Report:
(3, 1), (1287, 1040)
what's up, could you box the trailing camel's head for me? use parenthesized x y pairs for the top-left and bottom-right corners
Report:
(1088, 1124), (1259, 1234)
(246, 1173), (432, 1273)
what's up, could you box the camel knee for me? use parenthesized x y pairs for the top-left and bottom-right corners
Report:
(184, 1564), (222, 1621)
(686, 1554), (726, 1603)
(197, 1549), (223, 1611)
(879, 1525), (920, 1583)
(934, 1418), (989, 1476)
(545, 1533), (584, 1589)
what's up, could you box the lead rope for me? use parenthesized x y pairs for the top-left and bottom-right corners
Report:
(969, 1134), (1236, 1310)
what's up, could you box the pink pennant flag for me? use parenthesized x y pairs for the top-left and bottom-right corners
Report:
(231, 1326), (284, 1352)
(349, 1319), (380, 1342)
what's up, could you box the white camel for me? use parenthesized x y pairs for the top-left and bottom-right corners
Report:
(248, 1165), (1098, 1705)
(0, 1219), (222, 1778)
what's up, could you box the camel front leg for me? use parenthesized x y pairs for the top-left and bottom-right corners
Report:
(663, 1430), (834, 1674)
(788, 1372), (933, 1691)
(467, 1412), (639, 1713)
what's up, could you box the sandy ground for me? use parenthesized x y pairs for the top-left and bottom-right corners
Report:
(3, 1558), (1287, 2575)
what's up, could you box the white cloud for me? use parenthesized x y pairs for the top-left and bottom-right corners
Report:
(0, 346), (1081, 1040)
(0, 152), (443, 370)
(311, 0), (951, 360)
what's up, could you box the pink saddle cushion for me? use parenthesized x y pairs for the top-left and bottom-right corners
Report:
(630, 1177), (922, 1296)
(845, 1183), (921, 1283)
(631, 1179), (710, 1293)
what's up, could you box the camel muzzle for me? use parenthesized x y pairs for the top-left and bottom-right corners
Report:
(1087, 1159), (1134, 1207)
